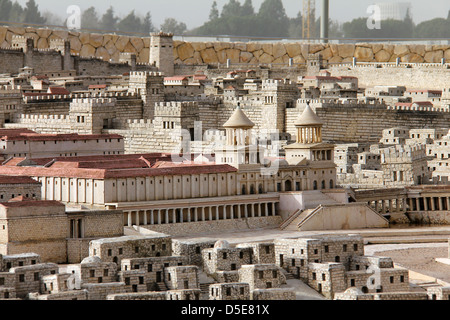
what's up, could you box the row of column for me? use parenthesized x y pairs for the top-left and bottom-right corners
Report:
(369, 196), (450, 213)
(368, 198), (407, 214)
(124, 202), (278, 227)
(298, 126), (322, 144)
(407, 196), (450, 212)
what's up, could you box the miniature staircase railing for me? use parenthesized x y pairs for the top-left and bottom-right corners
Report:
(279, 209), (302, 230)
(296, 205), (323, 229)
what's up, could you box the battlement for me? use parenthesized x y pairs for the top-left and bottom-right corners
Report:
(125, 119), (154, 130)
(129, 71), (164, 78)
(387, 105), (450, 113)
(150, 32), (174, 38)
(15, 114), (68, 121)
(155, 101), (198, 117)
(23, 94), (73, 103)
(71, 97), (117, 106)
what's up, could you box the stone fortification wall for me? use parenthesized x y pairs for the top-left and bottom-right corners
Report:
(288, 101), (450, 144)
(1, 25), (449, 67)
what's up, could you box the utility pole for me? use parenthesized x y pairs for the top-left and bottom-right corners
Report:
(320, 0), (329, 43)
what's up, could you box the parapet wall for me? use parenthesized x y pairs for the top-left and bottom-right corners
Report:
(1, 25), (449, 66)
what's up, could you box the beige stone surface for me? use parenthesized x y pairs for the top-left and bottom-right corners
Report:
(247, 42), (261, 52)
(96, 47), (110, 60)
(424, 50), (444, 63)
(375, 50), (391, 62)
(69, 37), (82, 52)
(130, 37), (144, 52)
(259, 52), (274, 64)
(272, 44), (287, 59)
(285, 43), (301, 58)
(80, 44), (96, 57)
(89, 34), (105, 48)
(36, 37), (48, 50)
(240, 51), (253, 63)
(401, 53), (424, 63)
(393, 45), (410, 57)
(115, 36), (130, 52)
(225, 48), (240, 63)
(319, 47), (333, 60)
(177, 42), (194, 61)
(200, 47), (219, 64)
(191, 42), (207, 52)
(354, 46), (374, 61)
(262, 43), (273, 56)
(338, 44), (355, 58)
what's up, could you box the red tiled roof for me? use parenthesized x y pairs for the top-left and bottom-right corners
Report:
(0, 197), (64, 208)
(0, 133), (123, 142)
(89, 84), (108, 89)
(0, 153), (237, 179)
(47, 87), (70, 95)
(164, 76), (188, 81)
(0, 163), (237, 180)
(0, 175), (40, 184)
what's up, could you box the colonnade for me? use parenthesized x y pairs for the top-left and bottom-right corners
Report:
(123, 201), (278, 226)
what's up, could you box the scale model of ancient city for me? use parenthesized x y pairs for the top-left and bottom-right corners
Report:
(0, 0), (450, 301)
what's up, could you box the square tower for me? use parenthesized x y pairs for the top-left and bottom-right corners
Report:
(149, 32), (174, 77)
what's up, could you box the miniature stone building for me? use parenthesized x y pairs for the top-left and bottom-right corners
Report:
(66, 256), (118, 287)
(89, 234), (172, 266)
(252, 288), (296, 300)
(236, 242), (276, 264)
(164, 266), (199, 290)
(307, 262), (346, 299)
(238, 264), (286, 291)
(427, 287), (450, 300)
(209, 282), (251, 300)
(121, 255), (188, 290)
(202, 240), (253, 276)
(41, 273), (71, 294)
(118, 269), (149, 293)
(10, 263), (59, 298)
(166, 289), (201, 301)
(171, 239), (216, 267)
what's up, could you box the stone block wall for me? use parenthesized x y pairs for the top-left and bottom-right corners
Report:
(209, 282), (250, 300)
(1, 25), (449, 69)
(238, 264), (286, 291)
(252, 288), (296, 300)
(171, 239), (216, 267)
(81, 282), (127, 300)
(164, 266), (199, 290)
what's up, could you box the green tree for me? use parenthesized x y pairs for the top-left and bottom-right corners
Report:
(100, 6), (118, 31)
(0, 0), (13, 21)
(142, 12), (155, 33)
(241, 0), (255, 16)
(23, 0), (46, 24)
(288, 11), (303, 38)
(221, 0), (242, 18)
(415, 18), (449, 38)
(257, 0), (289, 37)
(160, 18), (187, 35)
(81, 6), (100, 30)
(9, 1), (24, 23)
(117, 10), (142, 33)
(209, 1), (219, 21)
(343, 17), (414, 39)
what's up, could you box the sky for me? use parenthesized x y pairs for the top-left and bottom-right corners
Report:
(15, 0), (450, 30)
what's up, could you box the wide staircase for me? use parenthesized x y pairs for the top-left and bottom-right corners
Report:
(280, 191), (340, 231)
